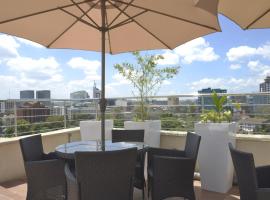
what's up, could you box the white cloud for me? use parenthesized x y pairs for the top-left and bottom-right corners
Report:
(174, 38), (219, 64)
(16, 37), (44, 48)
(0, 34), (20, 59)
(6, 56), (62, 80)
(158, 37), (219, 65)
(227, 42), (270, 62)
(230, 64), (241, 70)
(67, 57), (100, 76)
(247, 60), (270, 77)
(158, 50), (179, 65)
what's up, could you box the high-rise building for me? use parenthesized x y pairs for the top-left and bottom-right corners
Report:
(254, 76), (270, 105)
(20, 90), (34, 99)
(198, 88), (227, 108)
(70, 90), (89, 99)
(36, 90), (51, 99)
(260, 76), (270, 92)
(93, 81), (101, 99)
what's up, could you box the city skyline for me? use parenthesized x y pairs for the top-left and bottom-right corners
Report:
(0, 15), (270, 99)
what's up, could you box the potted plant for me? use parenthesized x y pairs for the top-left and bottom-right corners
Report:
(195, 92), (239, 193)
(80, 101), (113, 141)
(114, 52), (179, 147)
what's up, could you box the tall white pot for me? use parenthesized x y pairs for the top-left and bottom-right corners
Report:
(124, 120), (161, 147)
(80, 120), (113, 141)
(195, 122), (237, 193)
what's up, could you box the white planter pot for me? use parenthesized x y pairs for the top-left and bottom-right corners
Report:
(124, 120), (161, 147)
(195, 122), (237, 193)
(80, 120), (113, 141)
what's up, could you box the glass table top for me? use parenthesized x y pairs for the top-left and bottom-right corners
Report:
(55, 140), (147, 159)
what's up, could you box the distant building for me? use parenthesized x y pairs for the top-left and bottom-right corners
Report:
(51, 106), (65, 116)
(254, 76), (270, 105)
(93, 82), (101, 99)
(168, 96), (179, 106)
(0, 100), (16, 114)
(17, 102), (50, 123)
(198, 88), (227, 108)
(36, 90), (51, 99)
(260, 76), (270, 92)
(70, 91), (89, 99)
(115, 99), (128, 107)
(20, 90), (34, 99)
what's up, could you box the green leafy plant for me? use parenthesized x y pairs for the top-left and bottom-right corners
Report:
(114, 51), (179, 121)
(200, 92), (233, 123)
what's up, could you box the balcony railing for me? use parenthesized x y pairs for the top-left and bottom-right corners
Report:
(0, 92), (270, 137)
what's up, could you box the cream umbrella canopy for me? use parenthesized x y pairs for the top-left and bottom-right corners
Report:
(219, 0), (270, 29)
(0, 0), (220, 149)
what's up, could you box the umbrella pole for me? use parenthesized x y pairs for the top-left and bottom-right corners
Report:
(100, 0), (106, 151)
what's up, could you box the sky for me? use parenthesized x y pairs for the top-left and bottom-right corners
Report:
(0, 15), (270, 99)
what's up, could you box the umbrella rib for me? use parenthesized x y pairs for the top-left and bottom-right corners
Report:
(114, 0), (219, 31)
(0, 0), (96, 25)
(47, 1), (100, 48)
(108, 0), (172, 49)
(70, 0), (100, 29)
(108, 0), (135, 27)
(59, 8), (100, 30)
(109, 10), (148, 30)
(245, 8), (270, 29)
(105, 8), (113, 53)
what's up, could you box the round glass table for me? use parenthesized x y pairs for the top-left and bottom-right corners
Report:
(55, 140), (148, 159)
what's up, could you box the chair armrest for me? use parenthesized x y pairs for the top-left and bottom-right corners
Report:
(148, 147), (185, 169)
(256, 165), (270, 188)
(148, 147), (185, 157)
(152, 155), (195, 182)
(42, 152), (59, 160)
(65, 164), (79, 200)
(257, 188), (270, 200)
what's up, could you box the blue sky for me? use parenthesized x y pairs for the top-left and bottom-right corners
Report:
(0, 15), (270, 99)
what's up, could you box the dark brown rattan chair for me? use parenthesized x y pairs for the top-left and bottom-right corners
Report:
(65, 148), (137, 200)
(112, 129), (146, 199)
(112, 129), (144, 143)
(19, 134), (66, 200)
(148, 132), (201, 200)
(229, 143), (270, 200)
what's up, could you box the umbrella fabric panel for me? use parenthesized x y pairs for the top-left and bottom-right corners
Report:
(0, 10), (77, 48)
(0, 0), (220, 53)
(219, 0), (270, 29)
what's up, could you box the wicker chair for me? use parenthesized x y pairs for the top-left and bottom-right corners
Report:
(19, 134), (66, 200)
(112, 129), (144, 143)
(229, 143), (270, 200)
(112, 129), (146, 199)
(148, 132), (201, 200)
(65, 148), (137, 200)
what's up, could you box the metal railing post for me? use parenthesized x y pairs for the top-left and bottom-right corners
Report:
(64, 102), (67, 129)
(14, 100), (18, 137)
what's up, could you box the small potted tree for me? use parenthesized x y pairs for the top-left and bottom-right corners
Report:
(114, 52), (179, 147)
(195, 92), (239, 193)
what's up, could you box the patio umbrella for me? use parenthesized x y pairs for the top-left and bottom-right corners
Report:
(219, 0), (270, 29)
(0, 0), (220, 150)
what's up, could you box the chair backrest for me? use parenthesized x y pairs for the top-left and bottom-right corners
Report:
(75, 148), (137, 200)
(112, 129), (144, 143)
(19, 134), (44, 162)
(229, 143), (258, 200)
(184, 132), (201, 161)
